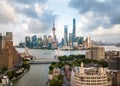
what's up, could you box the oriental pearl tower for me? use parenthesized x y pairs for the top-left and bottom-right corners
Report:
(52, 19), (56, 42)
(52, 18), (57, 49)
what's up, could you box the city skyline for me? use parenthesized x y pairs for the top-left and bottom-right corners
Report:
(0, 0), (120, 45)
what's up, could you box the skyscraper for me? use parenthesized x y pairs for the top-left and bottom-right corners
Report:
(64, 25), (68, 46)
(37, 37), (43, 48)
(69, 33), (72, 46)
(79, 37), (84, 44)
(52, 19), (56, 42)
(25, 36), (30, 48)
(84, 36), (91, 48)
(32, 35), (37, 48)
(72, 18), (76, 44)
(43, 35), (48, 48)
(48, 35), (52, 49)
(52, 19), (58, 49)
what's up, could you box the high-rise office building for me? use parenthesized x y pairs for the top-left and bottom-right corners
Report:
(32, 35), (37, 42)
(64, 25), (68, 46)
(69, 33), (72, 46)
(61, 38), (64, 46)
(74, 37), (84, 45)
(48, 35), (52, 49)
(32, 35), (37, 48)
(37, 37), (43, 48)
(43, 35), (48, 48)
(84, 36), (91, 48)
(25, 36), (30, 48)
(79, 37), (84, 44)
(72, 18), (76, 44)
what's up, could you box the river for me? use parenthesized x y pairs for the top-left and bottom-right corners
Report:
(14, 48), (87, 86)
(14, 46), (120, 86)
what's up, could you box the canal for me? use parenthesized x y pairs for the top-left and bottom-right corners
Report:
(14, 64), (50, 86)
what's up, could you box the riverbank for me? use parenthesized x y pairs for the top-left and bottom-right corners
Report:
(12, 68), (29, 82)
(0, 68), (29, 86)
(0, 59), (30, 85)
(13, 64), (50, 86)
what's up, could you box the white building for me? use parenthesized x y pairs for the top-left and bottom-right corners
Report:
(71, 63), (111, 86)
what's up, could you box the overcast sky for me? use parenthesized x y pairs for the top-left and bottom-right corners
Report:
(0, 0), (120, 45)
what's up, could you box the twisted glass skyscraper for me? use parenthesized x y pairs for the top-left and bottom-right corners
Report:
(72, 18), (76, 44)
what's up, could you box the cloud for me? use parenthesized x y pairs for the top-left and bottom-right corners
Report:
(20, 4), (55, 34)
(27, 18), (51, 34)
(17, 6), (39, 18)
(91, 25), (120, 36)
(6, 0), (54, 34)
(69, 0), (120, 31)
(0, 0), (55, 45)
(7, 0), (48, 5)
(0, 1), (17, 24)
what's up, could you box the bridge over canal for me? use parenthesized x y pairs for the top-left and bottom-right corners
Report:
(30, 58), (59, 64)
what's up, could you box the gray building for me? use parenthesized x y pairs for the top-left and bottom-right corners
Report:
(43, 35), (48, 48)
(25, 36), (31, 48)
(72, 18), (76, 44)
(69, 33), (72, 46)
(64, 25), (68, 46)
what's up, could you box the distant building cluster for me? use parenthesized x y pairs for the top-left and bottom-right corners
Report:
(60, 18), (91, 50)
(91, 40), (119, 46)
(0, 32), (19, 69)
(18, 18), (92, 50)
(19, 35), (58, 49)
(19, 21), (58, 49)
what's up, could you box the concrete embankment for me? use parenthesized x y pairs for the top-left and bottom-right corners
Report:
(11, 69), (29, 82)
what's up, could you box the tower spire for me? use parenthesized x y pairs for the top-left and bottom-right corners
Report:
(53, 17), (55, 31)
(52, 17), (56, 42)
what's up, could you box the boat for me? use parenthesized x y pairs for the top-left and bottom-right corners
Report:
(44, 53), (51, 54)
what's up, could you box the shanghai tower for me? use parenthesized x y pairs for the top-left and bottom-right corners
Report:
(72, 18), (76, 43)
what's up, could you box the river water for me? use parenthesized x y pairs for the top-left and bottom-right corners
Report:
(14, 46), (120, 86)
(14, 64), (50, 86)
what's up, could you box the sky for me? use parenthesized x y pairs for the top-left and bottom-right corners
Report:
(0, 0), (120, 45)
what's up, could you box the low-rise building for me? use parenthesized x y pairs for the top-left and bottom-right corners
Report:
(86, 46), (105, 60)
(106, 51), (120, 70)
(111, 70), (120, 86)
(53, 68), (60, 75)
